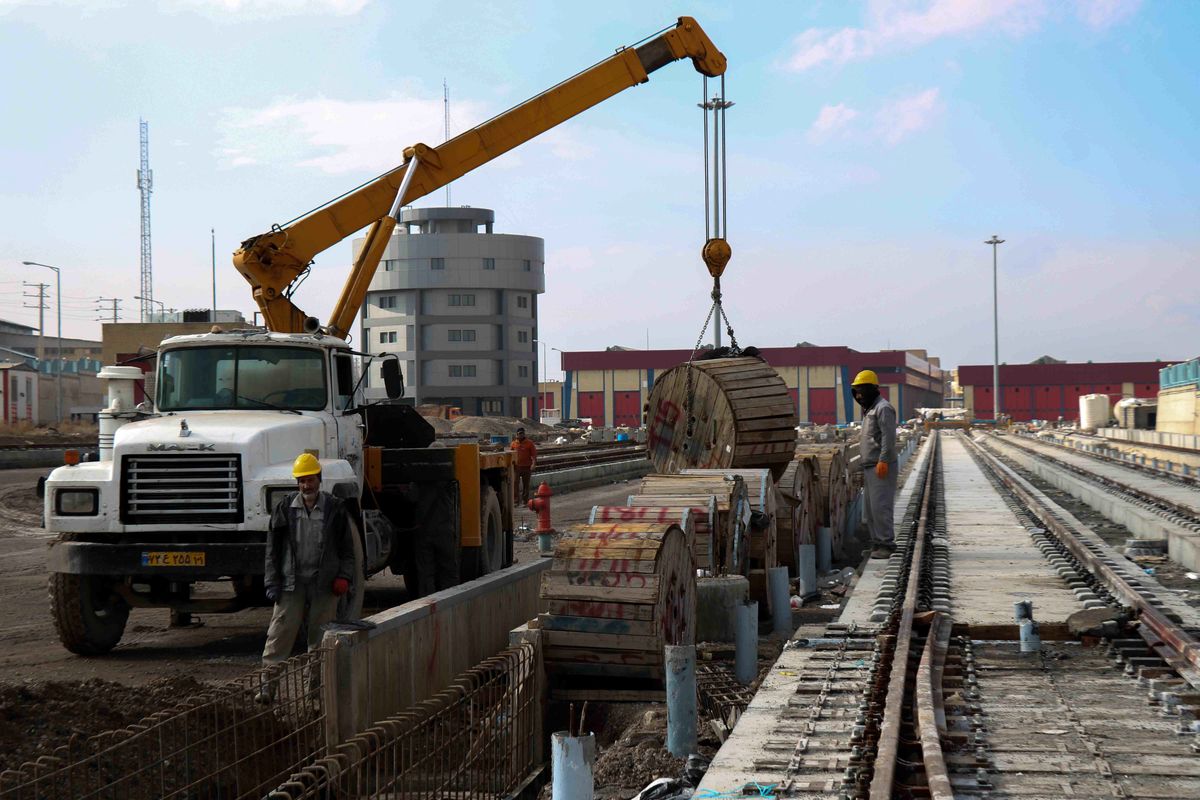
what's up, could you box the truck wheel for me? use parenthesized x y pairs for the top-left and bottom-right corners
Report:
(337, 518), (366, 621)
(49, 573), (130, 655)
(459, 487), (504, 582)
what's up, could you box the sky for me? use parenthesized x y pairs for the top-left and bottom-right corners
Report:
(1, 0), (1196, 378)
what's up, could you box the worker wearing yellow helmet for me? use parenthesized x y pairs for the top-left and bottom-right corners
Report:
(852, 370), (898, 559)
(257, 452), (357, 703)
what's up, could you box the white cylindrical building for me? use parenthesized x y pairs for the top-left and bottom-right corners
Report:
(355, 207), (545, 416)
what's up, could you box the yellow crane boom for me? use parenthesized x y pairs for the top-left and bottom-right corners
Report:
(232, 16), (726, 337)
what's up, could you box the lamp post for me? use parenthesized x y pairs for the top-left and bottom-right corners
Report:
(984, 236), (1005, 422)
(21, 261), (62, 424)
(134, 295), (166, 322)
(533, 339), (550, 419)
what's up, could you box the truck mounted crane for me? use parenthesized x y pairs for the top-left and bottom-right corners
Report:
(42, 17), (726, 655)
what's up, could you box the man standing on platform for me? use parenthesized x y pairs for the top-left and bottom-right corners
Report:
(852, 370), (898, 559)
(510, 427), (537, 504)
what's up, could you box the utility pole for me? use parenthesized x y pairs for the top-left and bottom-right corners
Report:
(211, 227), (217, 319)
(96, 297), (121, 323)
(22, 281), (48, 366)
(984, 235), (1005, 422)
(137, 119), (154, 322)
(444, 79), (452, 207)
(22, 261), (62, 424)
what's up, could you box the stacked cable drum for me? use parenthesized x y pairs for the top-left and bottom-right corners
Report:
(538, 521), (696, 698)
(591, 501), (715, 572)
(630, 472), (751, 578)
(776, 456), (820, 570)
(794, 444), (852, 557)
(680, 468), (778, 613)
(645, 356), (797, 480)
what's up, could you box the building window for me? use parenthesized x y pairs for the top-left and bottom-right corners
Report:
(516, 295), (528, 309)
(449, 364), (477, 378)
(379, 332), (386, 344)
(463, 329), (476, 342)
(483, 258), (495, 270)
(481, 399), (502, 414)
(518, 365), (529, 377)
(448, 329), (476, 343)
(448, 330), (461, 342)
(383, 259), (399, 271)
(523, 259), (532, 272)
(379, 295), (396, 309)
(517, 330), (528, 343)
(388, 331), (397, 343)
(449, 294), (476, 307)
(431, 257), (445, 270)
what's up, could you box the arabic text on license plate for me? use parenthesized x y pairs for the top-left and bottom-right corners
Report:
(141, 551), (206, 567)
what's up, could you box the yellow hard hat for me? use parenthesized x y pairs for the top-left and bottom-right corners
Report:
(292, 452), (321, 478)
(851, 369), (880, 387)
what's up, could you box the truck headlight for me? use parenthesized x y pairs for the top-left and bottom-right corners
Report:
(56, 488), (98, 516)
(266, 486), (295, 513)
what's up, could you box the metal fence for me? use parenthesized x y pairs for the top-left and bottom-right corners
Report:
(0, 649), (327, 800)
(268, 641), (542, 799)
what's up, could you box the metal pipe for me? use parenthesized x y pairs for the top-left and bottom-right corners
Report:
(1019, 618), (1041, 653)
(551, 731), (595, 800)
(768, 566), (792, 636)
(665, 645), (697, 757)
(816, 526), (832, 573)
(735, 600), (757, 685)
(796, 544), (817, 600)
(1013, 599), (1032, 623)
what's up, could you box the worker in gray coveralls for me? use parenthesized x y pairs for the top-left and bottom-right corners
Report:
(853, 370), (898, 559)
(256, 452), (355, 703)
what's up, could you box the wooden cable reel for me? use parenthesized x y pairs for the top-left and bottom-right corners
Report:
(538, 521), (695, 696)
(794, 444), (851, 557)
(776, 456), (819, 572)
(633, 473), (750, 578)
(645, 357), (796, 480)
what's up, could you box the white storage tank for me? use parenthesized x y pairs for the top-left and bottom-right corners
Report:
(1079, 393), (1111, 431)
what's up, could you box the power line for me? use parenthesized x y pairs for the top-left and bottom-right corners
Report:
(96, 297), (122, 323)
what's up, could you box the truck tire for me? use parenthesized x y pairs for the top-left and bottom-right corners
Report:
(49, 573), (130, 655)
(337, 518), (366, 621)
(462, 486), (505, 581)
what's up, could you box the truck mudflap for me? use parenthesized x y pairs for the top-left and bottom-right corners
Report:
(47, 539), (265, 580)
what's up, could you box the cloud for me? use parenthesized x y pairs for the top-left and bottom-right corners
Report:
(781, 0), (1140, 71)
(808, 103), (859, 143)
(876, 88), (941, 145)
(216, 92), (489, 174)
(1074, 0), (1142, 29)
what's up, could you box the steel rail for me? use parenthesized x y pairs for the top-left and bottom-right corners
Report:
(869, 430), (939, 799)
(999, 432), (1200, 519)
(914, 611), (953, 800)
(965, 434), (1200, 681)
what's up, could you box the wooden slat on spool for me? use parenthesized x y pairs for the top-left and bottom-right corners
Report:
(622, 496), (717, 571)
(794, 444), (852, 557)
(645, 357), (796, 479)
(680, 468), (778, 614)
(538, 521), (695, 698)
(634, 473), (750, 578)
(775, 457), (820, 573)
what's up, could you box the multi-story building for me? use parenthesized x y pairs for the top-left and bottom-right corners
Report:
(957, 360), (1171, 422)
(357, 207), (544, 415)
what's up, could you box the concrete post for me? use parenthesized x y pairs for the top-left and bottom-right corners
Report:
(665, 645), (697, 757)
(816, 527), (832, 573)
(1019, 619), (1041, 653)
(796, 544), (818, 599)
(768, 566), (792, 636)
(735, 601), (758, 685)
(551, 732), (595, 800)
(1013, 599), (1032, 623)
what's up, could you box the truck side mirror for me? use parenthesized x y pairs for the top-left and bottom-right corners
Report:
(382, 358), (404, 400)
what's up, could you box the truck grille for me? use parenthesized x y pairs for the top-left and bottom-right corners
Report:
(121, 454), (244, 524)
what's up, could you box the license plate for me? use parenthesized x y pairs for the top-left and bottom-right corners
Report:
(141, 551), (206, 567)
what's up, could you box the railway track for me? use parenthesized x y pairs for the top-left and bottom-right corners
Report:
(701, 430), (1200, 797)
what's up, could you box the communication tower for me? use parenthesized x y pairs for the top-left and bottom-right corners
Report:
(137, 120), (154, 322)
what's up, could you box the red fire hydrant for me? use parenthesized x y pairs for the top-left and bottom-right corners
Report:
(527, 482), (555, 535)
(527, 482), (556, 555)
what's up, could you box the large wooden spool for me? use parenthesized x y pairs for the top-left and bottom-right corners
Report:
(632, 473), (751, 578)
(538, 522), (696, 695)
(645, 357), (797, 480)
(776, 457), (820, 571)
(680, 468), (778, 614)
(794, 444), (852, 556)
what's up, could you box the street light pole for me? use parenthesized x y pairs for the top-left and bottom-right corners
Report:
(984, 236), (1005, 422)
(135, 295), (165, 322)
(533, 338), (550, 420)
(22, 261), (62, 424)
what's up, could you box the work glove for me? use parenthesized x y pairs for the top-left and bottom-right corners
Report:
(265, 586), (280, 604)
(875, 461), (889, 479)
(332, 577), (350, 597)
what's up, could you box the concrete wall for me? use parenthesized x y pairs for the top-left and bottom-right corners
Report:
(37, 371), (102, 424)
(322, 558), (550, 745)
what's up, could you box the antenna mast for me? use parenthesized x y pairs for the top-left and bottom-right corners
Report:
(137, 119), (154, 322)
(444, 80), (451, 207)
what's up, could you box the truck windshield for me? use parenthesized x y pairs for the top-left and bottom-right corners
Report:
(157, 346), (327, 411)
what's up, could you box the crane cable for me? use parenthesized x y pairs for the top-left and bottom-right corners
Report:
(685, 74), (737, 437)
